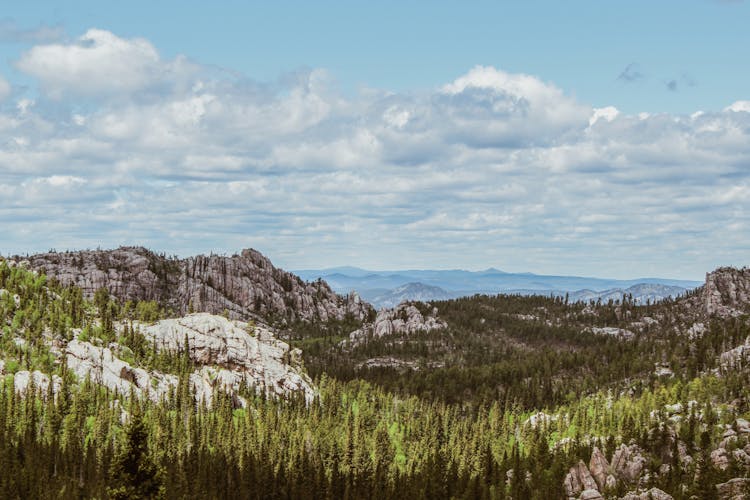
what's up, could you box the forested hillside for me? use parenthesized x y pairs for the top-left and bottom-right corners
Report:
(1, 255), (749, 498)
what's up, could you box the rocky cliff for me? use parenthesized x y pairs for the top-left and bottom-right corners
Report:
(703, 267), (750, 317)
(23, 247), (372, 325)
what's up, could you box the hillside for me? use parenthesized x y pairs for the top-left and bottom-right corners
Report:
(1, 253), (749, 499)
(363, 282), (457, 309)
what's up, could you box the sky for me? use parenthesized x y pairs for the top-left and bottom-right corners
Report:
(0, 1), (749, 280)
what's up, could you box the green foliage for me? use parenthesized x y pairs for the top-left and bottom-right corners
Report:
(108, 407), (164, 499)
(1, 261), (749, 498)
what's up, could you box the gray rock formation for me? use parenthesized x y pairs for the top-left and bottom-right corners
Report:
(136, 313), (314, 401)
(346, 302), (447, 346)
(720, 340), (750, 370)
(578, 489), (603, 500)
(23, 247), (372, 325)
(589, 326), (635, 341)
(12, 370), (62, 396)
(50, 313), (316, 405)
(563, 460), (598, 498)
(563, 443), (653, 498)
(703, 267), (750, 317)
(611, 444), (647, 484)
(716, 478), (750, 499)
(711, 448), (730, 471)
(588, 447), (611, 491)
(621, 488), (673, 500)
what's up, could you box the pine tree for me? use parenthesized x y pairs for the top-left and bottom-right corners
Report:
(107, 407), (164, 499)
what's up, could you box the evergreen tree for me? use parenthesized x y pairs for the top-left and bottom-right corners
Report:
(108, 408), (164, 499)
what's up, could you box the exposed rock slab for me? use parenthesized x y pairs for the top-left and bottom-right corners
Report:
(136, 313), (315, 402)
(60, 313), (315, 405)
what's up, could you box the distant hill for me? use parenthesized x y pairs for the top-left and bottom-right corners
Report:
(362, 282), (457, 309)
(293, 266), (701, 303)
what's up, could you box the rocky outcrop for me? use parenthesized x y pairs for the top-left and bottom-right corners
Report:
(563, 460), (598, 498)
(23, 247), (372, 324)
(579, 490), (603, 500)
(563, 444), (649, 499)
(611, 444), (647, 484)
(720, 340), (750, 370)
(65, 339), (178, 401)
(621, 488), (673, 500)
(136, 313), (314, 401)
(12, 370), (62, 396)
(588, 447), (612, 491)
(59, 313), (315, 405)
(588, 326), (635, 340)
(704, 267), (750, 317)
(346, 302), (447, 346)
(716, 478), (750, 499)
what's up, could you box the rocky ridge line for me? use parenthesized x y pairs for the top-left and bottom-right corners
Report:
(22, 247), (372, 325)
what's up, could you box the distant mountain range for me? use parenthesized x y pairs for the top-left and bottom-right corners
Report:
(293, 267), (702, 308)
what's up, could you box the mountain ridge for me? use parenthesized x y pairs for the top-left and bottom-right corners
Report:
(18, 246), (373, 327)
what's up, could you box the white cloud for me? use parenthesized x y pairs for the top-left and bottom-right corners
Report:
(16, 29), (196, 98)
(725, 100), (750, 113)
(589, 106), (619, 126)
(1, 30), (750, 278)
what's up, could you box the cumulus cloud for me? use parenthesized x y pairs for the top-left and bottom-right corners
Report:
(16, 29), (196, 98)
(0, 30), (749, 278)
(725, 100), (750, 112)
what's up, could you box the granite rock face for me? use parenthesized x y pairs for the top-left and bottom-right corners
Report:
(137, 313), (315, 402)
(12, 370), (63, 396)
(24, 247), (372, 325)
(563, 460), (598, 497)
(346, 303), (447, 346)
(611, 444), (647, 484)
(562, 444), (650, 499)
(51, 313), (315, 405)
(701, 267), (750, 317)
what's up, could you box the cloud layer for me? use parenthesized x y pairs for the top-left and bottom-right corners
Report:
(1, 30), (749, 279)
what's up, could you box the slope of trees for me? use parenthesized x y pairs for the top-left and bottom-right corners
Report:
(1, 260), (749, 498)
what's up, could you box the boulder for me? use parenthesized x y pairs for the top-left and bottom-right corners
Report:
(579, 489), (603, 500)
(732, 448), (750, 466)
(711, 448), (730, 471)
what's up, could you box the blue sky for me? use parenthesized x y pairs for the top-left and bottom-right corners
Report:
(0, 1), (749, 279)
(4, 1), (749, 113)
